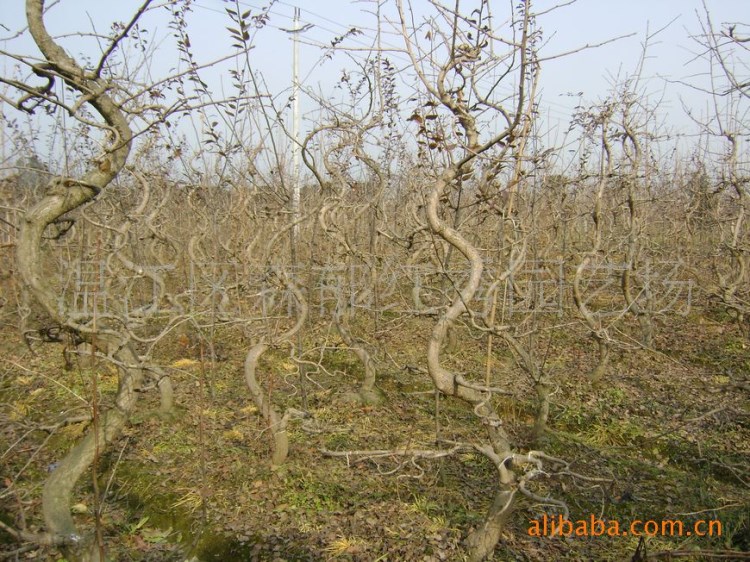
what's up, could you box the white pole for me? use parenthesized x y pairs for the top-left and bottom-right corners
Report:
(291, 7), (301, 243)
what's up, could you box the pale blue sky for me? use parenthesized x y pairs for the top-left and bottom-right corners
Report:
(1, 0), (747, 161)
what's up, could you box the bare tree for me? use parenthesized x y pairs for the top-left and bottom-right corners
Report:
(689, 6), (750, 326)
(396, 2), (560, 558)
(8, 2), (148, 558)
(0, 1), (244, 557)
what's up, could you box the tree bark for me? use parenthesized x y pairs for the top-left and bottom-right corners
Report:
(243, 342), (289, 465)
(334, 304), (380, 405)
(465, 489), (517, 562)
(16, 2), (141, 557)
(425, 170), (518, 559)
(242, 274), (307, 465)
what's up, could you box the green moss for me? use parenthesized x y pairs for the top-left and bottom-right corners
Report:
(279, 469), (346, 513)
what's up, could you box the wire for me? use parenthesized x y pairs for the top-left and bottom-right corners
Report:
(189, 0), (579, 124)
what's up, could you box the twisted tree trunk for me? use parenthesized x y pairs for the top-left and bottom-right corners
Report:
(16, 2), (143, 558)
(243, 274), (308, 465)
(425, 170), (517, 561)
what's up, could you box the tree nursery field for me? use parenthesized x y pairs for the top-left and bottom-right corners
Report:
(0, 1), (748, 561)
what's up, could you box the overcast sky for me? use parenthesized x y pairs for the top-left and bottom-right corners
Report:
(1, 0), (747, 163)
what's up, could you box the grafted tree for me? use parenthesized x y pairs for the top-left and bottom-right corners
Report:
(1, 1), (224, 558)
(2, 1), (746, 561)
(571, 100), (616, 384)
(688, 8), (750, 326)
(11, 2), (142, 558)
(396, 1), (560, 558)
(301, 103), (388, 404)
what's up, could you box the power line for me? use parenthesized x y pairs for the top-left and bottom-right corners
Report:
(189, 1), (579, 124)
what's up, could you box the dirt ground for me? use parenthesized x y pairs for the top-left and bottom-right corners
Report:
(1, 306), (748, 561)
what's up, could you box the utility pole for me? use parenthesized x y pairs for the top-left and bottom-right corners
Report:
(291, 6), (301, 247)
(286, 6), (308, 409)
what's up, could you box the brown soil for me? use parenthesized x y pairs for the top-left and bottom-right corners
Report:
(0, 307), (748, 561)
